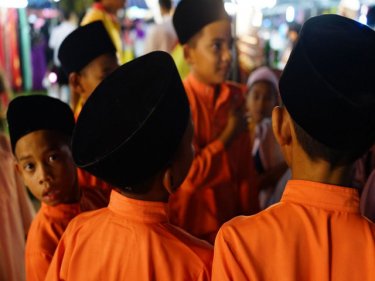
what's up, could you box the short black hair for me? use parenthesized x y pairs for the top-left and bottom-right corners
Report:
(293, 120), (369, 166)
(159, 0), (172, 11)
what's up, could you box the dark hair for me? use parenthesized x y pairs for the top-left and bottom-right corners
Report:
(367, 6), (375, 28)
(159, 0), (172, 10)
(288, 22), (302, 34)
(293, 120), (368, 166)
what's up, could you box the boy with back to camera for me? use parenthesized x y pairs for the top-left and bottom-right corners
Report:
(7, 95), (104, 281)
(212, 14), (375, 281)
(169, 0), (259, 243)
(45, 51), (213, 281)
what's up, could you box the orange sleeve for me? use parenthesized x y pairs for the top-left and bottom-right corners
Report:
(183, 139), (231, 192)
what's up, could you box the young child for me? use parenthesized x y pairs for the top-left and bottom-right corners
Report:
(246, 66), (287, 209)
(81, 0), (127, 64)
(212, 14), (375, 280)
(7, 95), (100, 281)
(59, 21), (119, 201)
(45, 51), (213, 280)
(169, 0), (258, 243)
(58, 20), (119, 115)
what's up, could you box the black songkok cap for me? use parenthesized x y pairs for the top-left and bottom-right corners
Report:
(173, 0), (229, 44)
(72, 51), (190, 190)
(7, 95), (75, 152)
(280, 14), (375, 150)
(58, 21), (116, 75)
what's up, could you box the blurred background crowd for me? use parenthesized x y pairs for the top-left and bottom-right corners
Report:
(1, 0), (375, 112)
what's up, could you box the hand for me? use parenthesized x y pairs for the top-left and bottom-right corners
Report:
(219, 100), (248, 148)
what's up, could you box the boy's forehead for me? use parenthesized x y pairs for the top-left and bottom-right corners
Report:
(15, 130), (69, 158)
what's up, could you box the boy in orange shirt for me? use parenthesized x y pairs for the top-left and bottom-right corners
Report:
(45, 51), (213, 280)
(212, 14), (375, 281)
(169, 0), (258, 243)
(7, 95), (101, 281)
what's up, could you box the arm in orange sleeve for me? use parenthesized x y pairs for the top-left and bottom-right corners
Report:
(183, 139), (232, 191)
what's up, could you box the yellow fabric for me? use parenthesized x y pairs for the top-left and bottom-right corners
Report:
(81, 6), (126, 64)
(46, 190), (213, 280)
(212, 180), (375, 281)
(171, 44), (190, 80)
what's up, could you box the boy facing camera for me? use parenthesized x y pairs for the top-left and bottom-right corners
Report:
(7, 95), (102, 281)
(45, 51), (213, 280)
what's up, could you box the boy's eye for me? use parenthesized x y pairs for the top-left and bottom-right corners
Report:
(48, 154), (58, 162)
(23, 163), (35, 172)
(213, 42), (222, 51)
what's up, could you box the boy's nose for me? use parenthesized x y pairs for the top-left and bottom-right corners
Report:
(38, 165), (52, 185)
(222, 46), (232, 62)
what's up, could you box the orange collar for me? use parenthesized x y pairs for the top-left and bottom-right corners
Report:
(281, 180), (360, 213)
(108, 190), (169, 223)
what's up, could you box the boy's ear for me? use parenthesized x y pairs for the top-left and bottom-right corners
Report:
(14, 161), (23, 177)
(69, 72), (84, 95)
(272, 106), (292, 147)
(183, 44), (193, 64)
(162, 168), (174, 195)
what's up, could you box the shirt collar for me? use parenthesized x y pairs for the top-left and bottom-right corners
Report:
(41, 202), (81, 219)
(108, 190), (169, 223)
(186, 73), (231, 110)
(281, 180), (360, 213)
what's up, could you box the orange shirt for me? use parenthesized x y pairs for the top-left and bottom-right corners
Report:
(45, 190), (213, 280)
(78, 170), (111, 208)
(169, 74), (258, 243)
(25, 203), (80, 281)
(25, 188), (106, 281)
(212, 180), (375, 281)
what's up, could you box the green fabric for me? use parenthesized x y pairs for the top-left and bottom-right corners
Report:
(18, 8), (32, 91)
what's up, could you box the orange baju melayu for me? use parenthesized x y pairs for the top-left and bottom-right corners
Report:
(169, 73), (259, 243)
(45, 190), (213, 281)
(212, 180), (375, 281)
(25, 188), (107, 281)
(25, 203), (80, 281)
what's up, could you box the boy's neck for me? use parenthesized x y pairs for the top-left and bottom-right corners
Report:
(190, 72), (221, 89)
(64, 178), (81, 204)
(291, 149), (354, 187)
